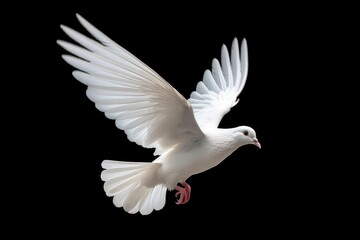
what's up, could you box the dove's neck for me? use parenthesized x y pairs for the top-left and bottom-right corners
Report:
(207, 127), (247, 151)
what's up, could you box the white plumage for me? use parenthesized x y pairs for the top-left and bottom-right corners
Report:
(58, 14), (260, 215)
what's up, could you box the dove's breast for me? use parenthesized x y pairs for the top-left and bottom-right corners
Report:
(155, 131), (239, 189)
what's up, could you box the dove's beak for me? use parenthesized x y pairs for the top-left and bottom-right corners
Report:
(252, 137), (261, 149)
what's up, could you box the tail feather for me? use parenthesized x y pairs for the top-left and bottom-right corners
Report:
(124, 185), (148, 213)
(102, 160), (146, 169)
(103, 169), (143, 195)
(139, 188), (154, 215)
(152, 184), (167, 211)
(101, 160), (166, 215)
(101, 166), (146, 181)
(112, 183), (138, 207)
(105, 173), (143, 196)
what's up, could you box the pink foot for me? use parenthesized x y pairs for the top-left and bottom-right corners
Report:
(175, 182), (191, 205)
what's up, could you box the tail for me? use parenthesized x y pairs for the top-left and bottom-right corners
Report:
(101, 160), (167, 215)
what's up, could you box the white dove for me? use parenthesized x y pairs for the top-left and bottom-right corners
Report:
(58, 14), (261, 215)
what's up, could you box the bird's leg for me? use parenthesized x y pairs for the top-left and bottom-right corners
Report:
(175, 182), (191, 205)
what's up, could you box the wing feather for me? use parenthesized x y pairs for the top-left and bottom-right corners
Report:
(189, 38), (249, 130)
(203, 70), (221, 93)
(221, 45), (233, 88)
(58, 14), (204, 155)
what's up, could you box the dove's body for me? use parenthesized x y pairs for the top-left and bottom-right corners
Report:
(58, 14), (260, 215)
(154, 129), (232, 187)
(154, 127), (249, 188)
(102, 126), (256, 214)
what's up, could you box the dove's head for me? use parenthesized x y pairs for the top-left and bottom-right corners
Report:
(234, 126), (261, 149)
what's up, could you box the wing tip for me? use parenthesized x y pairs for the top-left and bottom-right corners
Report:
(212, 58), (220, 66)
(221, 44), (229, 54)
(59, 24), (66, 30)
(240, 38), (248, 49)
(76, 13), (87, 26)
(231, 37), (248, 52)
(61, 54), (73, 62)
(59, 24), (73, 35)
(56, 39), (63, 46)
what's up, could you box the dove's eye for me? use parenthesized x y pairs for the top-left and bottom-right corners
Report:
(243, 130), (249, 136)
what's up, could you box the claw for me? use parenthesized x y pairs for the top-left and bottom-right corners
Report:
(175, 182), (191, 205)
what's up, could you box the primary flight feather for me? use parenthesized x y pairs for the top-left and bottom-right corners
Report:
(58, 14), (261, 215)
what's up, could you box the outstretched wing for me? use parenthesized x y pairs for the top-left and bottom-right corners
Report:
(58, 14), (204, 156)
(188, 38), (248, 130)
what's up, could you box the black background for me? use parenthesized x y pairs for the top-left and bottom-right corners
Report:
(9, 2), (354, 238)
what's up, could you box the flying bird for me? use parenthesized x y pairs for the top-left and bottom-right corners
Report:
(58, 14), (261, 215)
